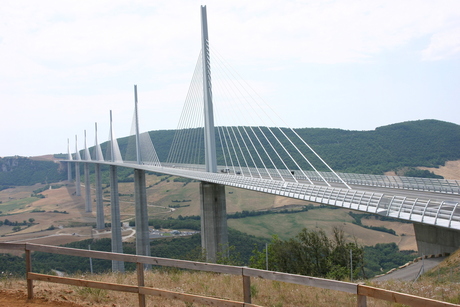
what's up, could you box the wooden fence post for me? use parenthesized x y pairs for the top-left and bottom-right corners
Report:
(137, 262), (146, 307)
(26, 249), (33, 299)
(357, 294), (367, 307)
(243, 274), (251, 304)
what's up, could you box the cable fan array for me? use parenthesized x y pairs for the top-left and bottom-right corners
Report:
(167, 48), (349, 188)
(124, 107), (162, 166)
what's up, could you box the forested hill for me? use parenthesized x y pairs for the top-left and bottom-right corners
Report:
(0, 156), (66, 188)
(292, 119), (460, 174)
(142, 119), (459, 174)
(1, 119), (459, 187)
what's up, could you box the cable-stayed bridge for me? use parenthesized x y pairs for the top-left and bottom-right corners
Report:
(66, 6), (459, 268)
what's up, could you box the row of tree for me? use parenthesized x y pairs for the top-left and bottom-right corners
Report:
(0, 227), (414, 279)
(1, 119), (457, 188)
(72, 119), (459, 178)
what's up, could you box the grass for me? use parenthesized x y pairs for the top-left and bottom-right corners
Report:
(1, 249), (459, 307)
(2, 265), (460, 307)
(228, 208), (355, 240)
(0, 197), (37, 214)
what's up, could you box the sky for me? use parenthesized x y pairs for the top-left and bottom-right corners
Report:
(1, 0), (459, 157)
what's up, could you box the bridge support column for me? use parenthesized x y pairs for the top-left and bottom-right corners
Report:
(109, 165), (124, 272)
(95, 164), (104, 230)
(67, 162), (72, 182)
(84, 163), (92, 212)
(200, 182), (228, 263)
(414, 223), (460, 255)
(75, 163), (81, 196)
(134, 169), (151, 268)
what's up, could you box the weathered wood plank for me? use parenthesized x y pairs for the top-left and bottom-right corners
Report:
(139, 286), (263, 307)
(243, 275), (251, 303)
(24, 243), (241, 274)
(0, 242), (26, 250)
(358, 285), (459, 307)
(139, 256), (242, 275)
(26, 250), (33, 299)
(28, 273), (139, 293)
(243, 268), (357, 294)
(25, 243), (139, 263)
(357, 294), (367, 307)
(137, 263), (146, 307)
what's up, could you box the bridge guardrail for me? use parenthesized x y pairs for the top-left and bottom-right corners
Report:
(67, 160), (460, 194)
(297, 170), (460, 195)
(63, 161), (460, 230)
(0, 242), (457, 307)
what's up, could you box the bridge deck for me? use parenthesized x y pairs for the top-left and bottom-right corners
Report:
(66, 160), (460, 231)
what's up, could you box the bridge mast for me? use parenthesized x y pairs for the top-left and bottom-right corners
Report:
(132, 85), (151, 268)
(134, 85), (142, 165)
(94, 123), (105, 231)
(200, 5), (228, 262)
(83, 130), (92, 213)
(109, 111), (125, 272)
(74, 135), (81, 196)
(66, 139), (72, 182)
(201, 5), (217, 173)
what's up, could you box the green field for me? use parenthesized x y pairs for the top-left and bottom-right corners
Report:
(228, 208), (355, 240)
(141, 176), (288, 218)
(0, 197), (37, 214)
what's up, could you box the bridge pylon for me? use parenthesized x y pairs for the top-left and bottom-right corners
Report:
(74, 135), (81, 197)
(66, 138), (72, 182)
(94, 123), (105, 230)
(83, 130), (92, 213)
(108, 111), (124, 272)
(414, 223), (460, 255)
(132, 85), (151, 268)
(200, 5), (229, 262)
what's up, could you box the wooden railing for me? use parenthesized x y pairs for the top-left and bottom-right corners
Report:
(0, 242), (457, 307)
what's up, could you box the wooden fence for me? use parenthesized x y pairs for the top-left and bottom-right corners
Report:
(0, 242), (457, 307)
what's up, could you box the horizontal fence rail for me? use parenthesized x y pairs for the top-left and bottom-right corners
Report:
(0, 242), (457, 307)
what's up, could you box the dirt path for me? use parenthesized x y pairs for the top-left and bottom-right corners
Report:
(0, 290), (84, 307)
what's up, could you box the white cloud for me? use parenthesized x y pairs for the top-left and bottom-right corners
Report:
(0, 0), (459, 156)
(206, 0), (460, 64)
(422, 26), (460, 60)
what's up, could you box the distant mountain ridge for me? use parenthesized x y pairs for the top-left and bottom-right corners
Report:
(1, 119), (459, 186)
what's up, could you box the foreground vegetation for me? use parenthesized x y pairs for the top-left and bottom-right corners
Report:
(1, 250), (459, 307)
(0, 226), (415, 279)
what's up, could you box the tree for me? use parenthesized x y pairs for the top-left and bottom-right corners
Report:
(250, 227), (363, 280)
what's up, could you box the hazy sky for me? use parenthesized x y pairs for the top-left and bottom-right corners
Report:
(1, 0), (459, 157)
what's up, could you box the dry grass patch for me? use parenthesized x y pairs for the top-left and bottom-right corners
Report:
(418, 160), (460, 180)
(369, 279), (460, 305)
(3, 268), (459, 306)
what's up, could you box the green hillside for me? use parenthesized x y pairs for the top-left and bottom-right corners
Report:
(1, 119), (459, 187)
(114, 119), (460, 174)
(0, 156), (66, 187)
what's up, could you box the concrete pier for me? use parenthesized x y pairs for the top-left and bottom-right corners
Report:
(67, 162), (72, 182)
(84, 163), (91, 212)
(95, 163), (104, 230)
(75, 163), (81, 196)
(109, 165), (124, 272)
(200, 182), (228, 262)
(414, 223), (460, 255)
(134, 169), (151, 267)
